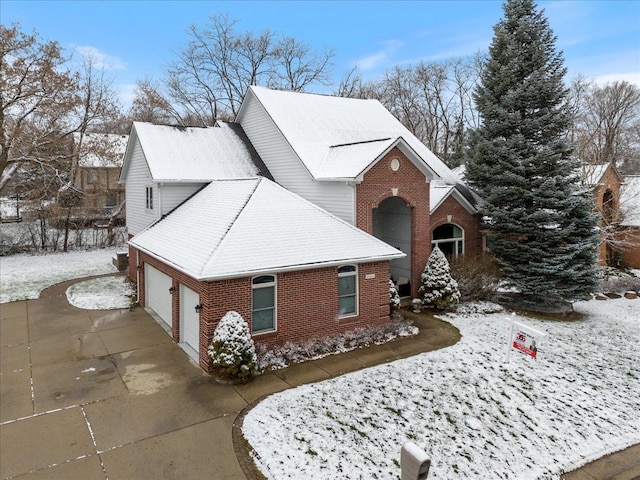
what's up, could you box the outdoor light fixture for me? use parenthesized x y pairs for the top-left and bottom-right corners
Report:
(169, 286), (176, 294)
(136, 265), (142, 271)
(195, 304), (203, 313)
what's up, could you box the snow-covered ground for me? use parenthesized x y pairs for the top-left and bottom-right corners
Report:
(2, 250), (639, 479)
(243, 299), (640, 480)
(0, 249), (122, 303)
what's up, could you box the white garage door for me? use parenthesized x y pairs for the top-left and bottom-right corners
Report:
(145, 264), (173, 329)
(179, 284), (200, 358)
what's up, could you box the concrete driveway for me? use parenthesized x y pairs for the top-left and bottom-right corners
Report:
(1, 275), (463, 479)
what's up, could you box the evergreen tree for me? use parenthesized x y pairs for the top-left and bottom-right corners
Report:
(419, 247), (461, 309)
(208, 311), (257, 382)
(465, 0), (598, 305)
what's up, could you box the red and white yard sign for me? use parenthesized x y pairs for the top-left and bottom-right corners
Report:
(505, 319), (547, 363)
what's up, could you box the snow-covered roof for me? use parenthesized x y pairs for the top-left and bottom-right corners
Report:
(73, 133), (128, 168)
(125, 121), (266, 182)
(429, 179), (478, 214)
(130, 177), (405, 281)
(620, 175), (640, 227)
(243, 86), (460, 183)
(582, 163), (619, 188)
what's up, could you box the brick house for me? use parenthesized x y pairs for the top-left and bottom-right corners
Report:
(72, 133), (128, 223)
(584, 163), (640, 268)
(120, 87), (483, 371)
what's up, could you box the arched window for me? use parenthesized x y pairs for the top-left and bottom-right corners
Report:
(432, 224), (464, 257)
(338, 265), (358, 317)
(252, 275), (276, 333)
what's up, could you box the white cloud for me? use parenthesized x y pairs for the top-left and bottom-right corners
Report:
(593, 72), (640, 88)
(74, 45), (127, 71)
(355, 39), (404, 71)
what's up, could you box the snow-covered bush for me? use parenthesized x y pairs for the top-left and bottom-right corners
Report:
(208, 311), (257, 382)
(389, 279), (400, 309)
(255, 314), (417, 372)
(419, 247), (460, 309)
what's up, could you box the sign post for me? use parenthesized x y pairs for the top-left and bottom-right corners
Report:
(505, 319), (546, 363)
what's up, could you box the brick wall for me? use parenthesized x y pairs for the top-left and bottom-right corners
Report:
(591, 166), (623, 265)
(356, 147), (431, 298)
(619, 228), (640, 269)
(132, 247), (391, 371)
(431, 195), (483, 256)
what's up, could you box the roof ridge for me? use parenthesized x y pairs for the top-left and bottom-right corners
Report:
(198, 178), (262, 277)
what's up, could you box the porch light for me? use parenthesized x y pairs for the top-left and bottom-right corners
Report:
(136, 265), (142, 271)
(169, 286), (176, 294)
(195, 304), (203, 313)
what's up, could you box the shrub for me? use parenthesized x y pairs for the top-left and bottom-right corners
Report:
(449, 253), (503, 302)
(208, 311), (257, 382)
(389, 279), (400, 309)
(419, 247), (460, 309)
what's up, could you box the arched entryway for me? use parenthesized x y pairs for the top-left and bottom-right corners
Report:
(432, 223), (464, 257)
(373, 196), (411, 296)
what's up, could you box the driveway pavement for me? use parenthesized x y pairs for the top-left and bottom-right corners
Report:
(1, 274), (637, 479)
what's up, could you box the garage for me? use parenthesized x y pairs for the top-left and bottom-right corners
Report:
(179, 284), (200, 360)
(144, 264), (173, 329)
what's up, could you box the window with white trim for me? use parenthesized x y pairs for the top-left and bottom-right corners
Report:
(432, 223), (464, 257)
(252, 275), (276, 333)
(145, 186), (153, 210)
(338, 265), (358, 317)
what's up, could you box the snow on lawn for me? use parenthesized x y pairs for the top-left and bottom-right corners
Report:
(243, 299), (640, 480)
(66, 276), (135, 310)
(0, 249), (120, 303)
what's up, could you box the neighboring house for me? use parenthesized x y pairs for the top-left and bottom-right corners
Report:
(618, 175), (640, 268)
(583, 162), (624, 266)
(72, 133), (128, 224)
(582, 163), (640, 269)
(120, 87), (483, 371)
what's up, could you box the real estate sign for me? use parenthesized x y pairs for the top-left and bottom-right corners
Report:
(505, 320), (546, 363)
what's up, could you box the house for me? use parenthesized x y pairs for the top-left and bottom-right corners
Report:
(618, 175), (640, 268)
(120, 87), (483, 371)
(72, 132), (128, 225)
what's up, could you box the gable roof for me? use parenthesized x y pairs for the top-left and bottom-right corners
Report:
(130, 177), (405, 281)
(120, 121), (268, 183)
(620, 175), (640, 227)
(582, 162), (623, 188)
(241, 86), (460, 183)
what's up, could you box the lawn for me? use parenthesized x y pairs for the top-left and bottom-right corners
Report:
(243, 299), (640, 479)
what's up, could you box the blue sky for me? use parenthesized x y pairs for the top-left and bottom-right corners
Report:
(3, 0), (639, 107)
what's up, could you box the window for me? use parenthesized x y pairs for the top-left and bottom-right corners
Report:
(338, 265), (358, 317)
(87, 170), (99, 184)
(432, 224), (464, 257)
(145, 186), (153, 210)
(252, 275), (276, 333)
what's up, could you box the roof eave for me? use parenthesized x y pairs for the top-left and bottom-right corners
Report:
(195, 252), (406, 282)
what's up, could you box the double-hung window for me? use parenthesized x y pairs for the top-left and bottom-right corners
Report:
(338, 265), (358, 317)
(252, 275), (276, 333)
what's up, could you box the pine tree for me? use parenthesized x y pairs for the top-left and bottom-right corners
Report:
(465, 0), (598, 306)
(419, 247), (461, 309)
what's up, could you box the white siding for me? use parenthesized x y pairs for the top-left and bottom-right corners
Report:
(125, 142), (158, 235)
(238, 93), (355, 224)
(125, 140), (207, 236)
(160, 183), (205, 213)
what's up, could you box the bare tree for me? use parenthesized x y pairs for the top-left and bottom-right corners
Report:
(1, 23), (79, 189)
(163, 14), (334, 124)
(570, 80), (640, 174)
